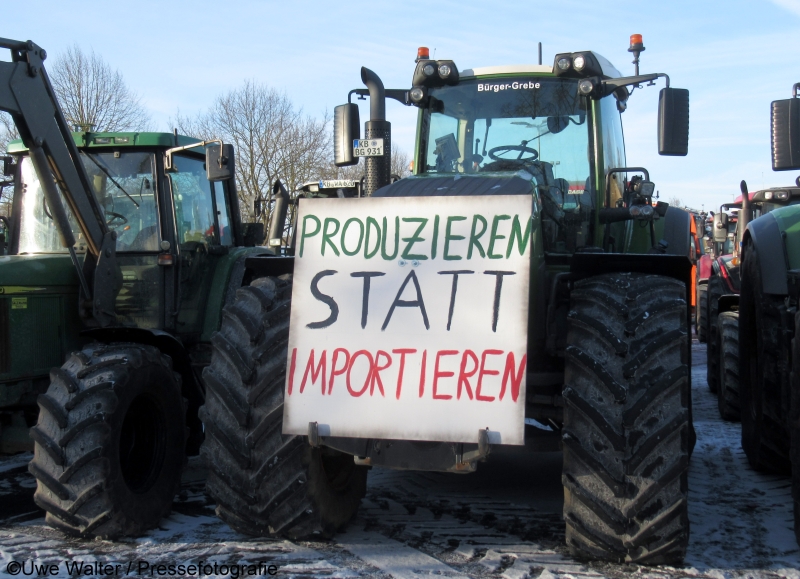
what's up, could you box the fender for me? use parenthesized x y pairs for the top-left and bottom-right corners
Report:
(660, 207), (692, 258)
(745, 213), (789, 295)
(717, 294), (739, 315)
(82, 326), (204, 453)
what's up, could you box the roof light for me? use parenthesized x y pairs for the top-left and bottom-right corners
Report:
(557, 57), (571, 71)
(438, 63), (451, 78)
(776, 190), (790, 200)
(409, 87), (426, 103)
(416, 47), (430, 62)
(573, 54), (586, 71)
(94, 137), (111, 144)
(629, 34), (643, 49)
(764, 191), (773, 199)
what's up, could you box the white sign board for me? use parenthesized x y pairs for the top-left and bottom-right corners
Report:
(284, 195), (532, 445)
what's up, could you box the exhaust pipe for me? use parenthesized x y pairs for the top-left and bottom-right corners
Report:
(738, 179), (751, 260)
(361, 67), (391, 196)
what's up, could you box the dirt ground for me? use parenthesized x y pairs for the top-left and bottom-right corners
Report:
(1, 340), (798, 578)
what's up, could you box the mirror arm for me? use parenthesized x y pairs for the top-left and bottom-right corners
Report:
(601, 72), (669, 97)
(348, 88), (411, 106)
(164, 139), (224, 172)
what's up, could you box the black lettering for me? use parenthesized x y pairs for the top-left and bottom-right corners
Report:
(484, 270), (516, 332)
(307, 270), (339, 329)
(350, 271), (386, 328)
(381, 270), (430, 330)
(438, 270), (474, 330)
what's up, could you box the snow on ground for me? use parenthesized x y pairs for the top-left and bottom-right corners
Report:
(0, 340), (798, 578)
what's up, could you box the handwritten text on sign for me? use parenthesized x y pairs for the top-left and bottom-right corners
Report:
(283, 195), (532, 445)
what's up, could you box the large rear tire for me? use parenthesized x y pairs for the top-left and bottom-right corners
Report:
(563, 273), (690, 565)
(706, 275), (725, 393)
(739, 242), (791, 473)
(792, 311), (800, 547)
(697, 284), (708, 343)
(200, 276), (368, 538)
(28, 344), (186, 538)
(717, 311), (740, 421)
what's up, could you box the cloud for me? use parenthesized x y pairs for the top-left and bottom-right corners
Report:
(770, 0), (800, 17)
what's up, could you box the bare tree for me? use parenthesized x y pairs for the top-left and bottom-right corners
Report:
(49, 45), (150, 132)
(175, 80), (330, 227)
(668, 196), (683, 208)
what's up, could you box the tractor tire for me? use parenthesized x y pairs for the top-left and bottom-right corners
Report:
(563, 272), (690, 565)
(200, 276), (368, 538)
(739, 241), (791, 473)
(791, 311), (800, 547)
(28, 343), (186, 538)
(697, 284), (708, 343)
(706, 275), (726, 393)
(717, 311), (741, 422)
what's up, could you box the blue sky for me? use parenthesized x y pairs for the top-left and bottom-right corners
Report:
(5, 0), (800, 212)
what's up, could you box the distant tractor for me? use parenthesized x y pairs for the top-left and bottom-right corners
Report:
(199, 37), (696, 564)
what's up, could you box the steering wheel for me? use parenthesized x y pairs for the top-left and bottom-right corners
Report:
(488, 145), (539, 164)
(106, 211), (128, 228)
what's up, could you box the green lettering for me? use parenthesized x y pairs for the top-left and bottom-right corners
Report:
(487, 215), (511, 259)
(401, 217), (429, 260)
(381, 216), (400, 260)
(467, 214), (488, 259)
(443, 216), (467, 261)
(365, 217), (381, 258)
(431, 215), (440, 259)
(341, 218), (364, 256)
(321, 218), (341, 256)
(299, 215), (321, 257)
(506, 214), (532, 257)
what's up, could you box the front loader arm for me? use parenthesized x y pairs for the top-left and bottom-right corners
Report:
(0, 38), (118, 326)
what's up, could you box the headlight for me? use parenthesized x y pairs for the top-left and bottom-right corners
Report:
(573, 54), (586, 71)
(438, 64), (451, 78)
(578, 79), (594, 95)
(409, 87), (426, 103)
(630, 205), (641, 217)
(423, 64), (435, 76)
(776, 190), (790, 201)
(557, 57), (571, 71)
(640, 204), (654, 217)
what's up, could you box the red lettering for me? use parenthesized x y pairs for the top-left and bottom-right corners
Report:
(329, 348), (350, 394)
(347, 350), (373, 397)
(288, 348), (297, 395)
(433, 350), (458, 400)
(370, 350), (391, 397)
(392, 349), (416, 400)
(300, 349), (327, 394)
(477, 349), (503, 402)
(457, 350), (478, 400)
(419, 349), (427, 397)
(500, 352), (527, 402)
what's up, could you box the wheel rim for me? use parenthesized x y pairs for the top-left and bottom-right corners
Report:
(119, 394), (167, 493)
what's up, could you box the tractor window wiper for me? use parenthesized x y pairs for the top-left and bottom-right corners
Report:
(84, 153), (140, 208)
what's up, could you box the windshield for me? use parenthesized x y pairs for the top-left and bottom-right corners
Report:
(17, 152), (157, 254)
(423, 77), (591, 194)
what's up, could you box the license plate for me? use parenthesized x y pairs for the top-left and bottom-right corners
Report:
(353, 138), (384, 157)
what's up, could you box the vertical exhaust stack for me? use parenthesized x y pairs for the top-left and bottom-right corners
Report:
(361, 67), (391, 196)
(738, 179), (751, 260)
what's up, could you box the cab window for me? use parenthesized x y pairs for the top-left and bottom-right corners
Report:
(170, 155), (231, 246)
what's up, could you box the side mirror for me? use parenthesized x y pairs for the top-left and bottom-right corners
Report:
(334, 103), (360, 167)
(0, 215), (9, 256)
(713, 213), (728, 243)
(2, 156), (15, 177)
(657, 87), (689, 156)
(771, 97), (800, 170)
(267, 180), (290, 248)
(206, 144), (235, 182)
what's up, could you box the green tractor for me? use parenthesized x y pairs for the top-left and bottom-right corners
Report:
(0, 37), (284, 538)
(737, 82), (800, 545)
(199, 36), (695, 564)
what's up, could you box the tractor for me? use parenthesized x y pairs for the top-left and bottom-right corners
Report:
(199, 36), (695, 564)
(0, 37), (280, 538)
